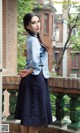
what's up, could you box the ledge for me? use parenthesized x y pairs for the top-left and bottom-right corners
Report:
(2, 120), (80, 133)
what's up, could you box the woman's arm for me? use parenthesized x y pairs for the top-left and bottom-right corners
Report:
(28, 37), (41, 69)
(20, 37), (40, 78)
(20, 68), (33, 78)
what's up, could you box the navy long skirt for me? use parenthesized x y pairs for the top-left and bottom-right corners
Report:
(14, 71), (52, 126)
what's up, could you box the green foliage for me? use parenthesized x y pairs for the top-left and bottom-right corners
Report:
(63, 95), (70, 115)
(71, 35), (80, 51)
(50, 93), (71, 116)
(17, 0), (34, 72)
(17, 55), (26, 73)
(50, 92), (56, 115)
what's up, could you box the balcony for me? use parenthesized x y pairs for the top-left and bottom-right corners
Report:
(2, 76), (80, 133)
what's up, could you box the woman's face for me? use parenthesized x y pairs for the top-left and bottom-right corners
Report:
(27, 16), (41, 33)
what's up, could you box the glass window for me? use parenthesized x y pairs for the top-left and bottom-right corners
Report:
(72, 54), (79, 68)
(72, 28), (78, 37)
(56, 28), (60, 41)
(55, 52), (59, 63)
(44, 13), (49, 33)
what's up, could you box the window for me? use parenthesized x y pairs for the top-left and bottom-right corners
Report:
(55, 52), (59, 63)
(56, 28), (60, 41)
(72, 54), (79, 68)
(72, 28), (78, 37)
(44, 13), (49, 33)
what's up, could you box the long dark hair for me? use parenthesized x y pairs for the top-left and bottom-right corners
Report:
(23, 12), (39, 35)
(23, 12), (47, 49)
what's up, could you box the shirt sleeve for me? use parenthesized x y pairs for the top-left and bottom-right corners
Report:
(29, 38), (40, 70)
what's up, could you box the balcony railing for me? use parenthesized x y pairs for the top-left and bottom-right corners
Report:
(2, 76), (80, 133)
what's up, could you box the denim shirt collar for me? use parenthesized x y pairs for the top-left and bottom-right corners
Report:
(28, 33), (37, 38)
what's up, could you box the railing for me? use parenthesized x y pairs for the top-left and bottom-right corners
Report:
(49, 77), (80, 131)
(2, 76), (80, 132)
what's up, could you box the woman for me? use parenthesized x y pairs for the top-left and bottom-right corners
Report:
(14, 12), (52, 133)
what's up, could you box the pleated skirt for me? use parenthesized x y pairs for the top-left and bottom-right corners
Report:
(14, 71), (52, 126)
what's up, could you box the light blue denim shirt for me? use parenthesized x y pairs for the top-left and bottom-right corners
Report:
(26, 34), (50, 78)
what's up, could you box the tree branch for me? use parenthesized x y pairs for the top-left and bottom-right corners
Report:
(72, 43), (80, 51)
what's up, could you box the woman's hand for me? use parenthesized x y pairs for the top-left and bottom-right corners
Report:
(20, 68), (33, 78)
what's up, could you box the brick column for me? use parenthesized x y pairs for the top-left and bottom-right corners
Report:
(3, 0), (17, 76)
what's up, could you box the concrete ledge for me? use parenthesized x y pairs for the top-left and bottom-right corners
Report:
(2, 120), (80, 133)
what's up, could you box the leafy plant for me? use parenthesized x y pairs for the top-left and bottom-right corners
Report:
(17, 0), (34, 72)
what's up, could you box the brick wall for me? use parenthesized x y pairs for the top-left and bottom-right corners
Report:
(41, 10), (54, 71)
(3, 0), (7, 68)
(2, 0), (17, 76)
